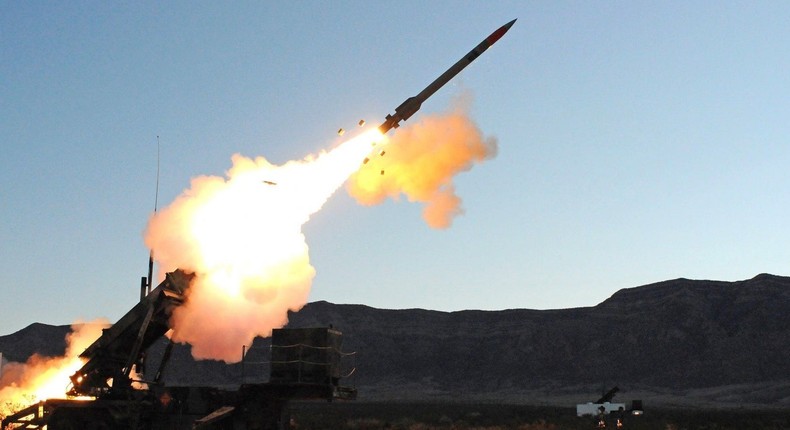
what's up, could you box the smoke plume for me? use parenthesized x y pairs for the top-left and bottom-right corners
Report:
(346, 102), (497, 228)
(143, 98), (496, 363)
(0, 320), (109, 417)
(144, 132), (375, 362)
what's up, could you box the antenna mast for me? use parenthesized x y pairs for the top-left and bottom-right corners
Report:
(141, 136), (160, 300)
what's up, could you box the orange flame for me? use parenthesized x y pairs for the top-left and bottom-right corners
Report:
(1, 101), (497, 421)
(144, 130), (381, 362)
(144, 103), (495, 363)
(0, 320), (108, 418)
(347, 103), (497, 228)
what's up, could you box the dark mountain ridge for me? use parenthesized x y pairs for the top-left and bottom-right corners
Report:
(2, 274), (789, 408)
(0, 322), (69, 362)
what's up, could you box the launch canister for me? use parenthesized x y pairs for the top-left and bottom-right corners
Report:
(378, 19), (516, 134)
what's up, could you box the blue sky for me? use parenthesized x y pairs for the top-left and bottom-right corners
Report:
(2, 2), (789, 334)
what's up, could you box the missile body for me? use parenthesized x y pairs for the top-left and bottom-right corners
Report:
(378, 19), (516, 134)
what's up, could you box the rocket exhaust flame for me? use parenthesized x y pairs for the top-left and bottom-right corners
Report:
(0, 320), (108, 418)
(143, 20), (514, 362)
(349, 100), (497, 228)
(145, 104), (495, 362)
(144, 131), (382, 362)
(1, 19), (510, 413)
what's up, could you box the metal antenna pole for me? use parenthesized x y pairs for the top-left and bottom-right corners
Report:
(146, 136), (160, 296)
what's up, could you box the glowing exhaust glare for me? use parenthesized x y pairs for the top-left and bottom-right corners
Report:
(144, 100), (494, 362)
(0, 19), (507, 416)
(0, 321), (108, 414)
(347, 102), (497, 229)
(145, 129), (383, 362)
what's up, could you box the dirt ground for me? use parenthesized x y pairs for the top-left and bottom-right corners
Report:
(288, 401), (790, 430)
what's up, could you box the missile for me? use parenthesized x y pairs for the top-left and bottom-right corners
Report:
(378, 19), (516, 134)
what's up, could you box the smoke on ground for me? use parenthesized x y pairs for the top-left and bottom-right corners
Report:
(346, 101), (497, 228)
(0, 320), (109, 417)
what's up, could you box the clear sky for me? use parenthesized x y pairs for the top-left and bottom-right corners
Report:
(2, 2), (789, 334)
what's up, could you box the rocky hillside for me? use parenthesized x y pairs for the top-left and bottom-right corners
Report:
(2, 274), (789, 408)
(0, 323), (69, 362)
(286, 273), (790, 406)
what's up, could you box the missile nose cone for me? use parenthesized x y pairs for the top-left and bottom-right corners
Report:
(486, 18), (517, 45)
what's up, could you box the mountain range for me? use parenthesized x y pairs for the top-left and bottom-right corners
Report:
(2, 273), (789, 409)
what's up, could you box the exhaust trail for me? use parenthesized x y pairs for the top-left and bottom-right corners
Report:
(348, 100), (497, 228)
(144, 131), (379, 362)
(142, 19), (514, 362)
